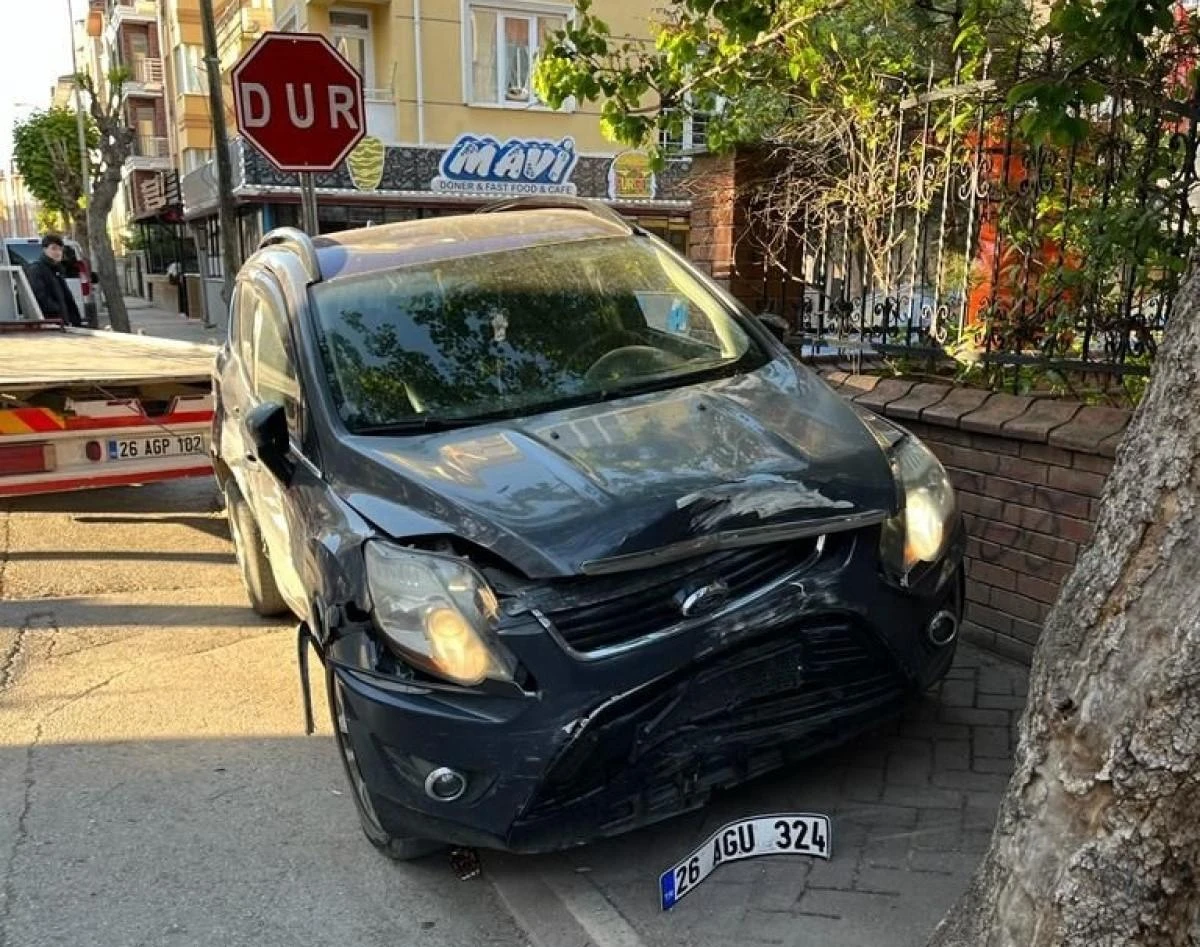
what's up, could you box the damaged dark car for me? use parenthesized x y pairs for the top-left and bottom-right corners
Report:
(212, 198), (965, 859)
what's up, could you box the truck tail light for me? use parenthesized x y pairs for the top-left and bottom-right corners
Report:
(0, 443), (55, 476)
(79, 260), (91, 296)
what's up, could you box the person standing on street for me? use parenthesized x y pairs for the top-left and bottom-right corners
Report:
(24, 235), (83, 327)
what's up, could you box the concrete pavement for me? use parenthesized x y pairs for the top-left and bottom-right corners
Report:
(0, 480), (526, 947)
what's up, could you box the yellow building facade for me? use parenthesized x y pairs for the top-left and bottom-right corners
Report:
(180, 0), (693, 267)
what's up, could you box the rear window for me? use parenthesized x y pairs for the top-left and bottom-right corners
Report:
(6, 243), (40, 266)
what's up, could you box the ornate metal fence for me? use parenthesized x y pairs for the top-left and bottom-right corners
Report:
(757, 60), (1200, 388)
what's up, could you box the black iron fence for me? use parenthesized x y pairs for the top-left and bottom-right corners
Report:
(748, 57), (1199, 390)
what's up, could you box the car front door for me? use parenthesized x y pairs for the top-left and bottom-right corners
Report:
(238, 273), (308, 615)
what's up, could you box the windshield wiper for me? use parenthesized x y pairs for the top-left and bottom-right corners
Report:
(352, 416), (485, 435)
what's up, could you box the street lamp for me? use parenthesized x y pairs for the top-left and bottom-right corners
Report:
(65, 0), (93, 266)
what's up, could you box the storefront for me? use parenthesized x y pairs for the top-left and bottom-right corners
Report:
(181, 134), (694, 322)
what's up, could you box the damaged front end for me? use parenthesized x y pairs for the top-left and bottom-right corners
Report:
(309, 508), (964, 855)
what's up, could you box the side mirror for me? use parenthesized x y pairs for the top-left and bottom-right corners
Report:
(756, 312), (789, 342)
(245, 401), (294, 483)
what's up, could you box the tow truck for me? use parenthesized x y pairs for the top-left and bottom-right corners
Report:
(0, 261), (216, 498)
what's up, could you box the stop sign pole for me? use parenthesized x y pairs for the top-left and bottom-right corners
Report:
(232, 32), (366, 236)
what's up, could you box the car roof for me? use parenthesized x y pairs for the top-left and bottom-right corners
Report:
(307, 208), (632, 283)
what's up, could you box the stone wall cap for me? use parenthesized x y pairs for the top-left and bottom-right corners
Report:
(960, 394), (1035, 435)
(1049, 405), (1132, 457)
(853, 378), (917, 410)
(920, 386), (992, 427)
(1000, 399), (1082, 444)
(886, 382), (954, 421)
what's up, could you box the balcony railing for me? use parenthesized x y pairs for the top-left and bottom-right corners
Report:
(365, 89), (396, 144)
(131, 57), (164, 86)
(131, 136), (170, 159)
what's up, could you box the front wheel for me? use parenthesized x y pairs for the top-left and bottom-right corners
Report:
(327, 664), (441, 861)
(225, 484), (289, 618)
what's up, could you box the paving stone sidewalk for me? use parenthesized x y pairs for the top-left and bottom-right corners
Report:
(503, 643), (1028, 947)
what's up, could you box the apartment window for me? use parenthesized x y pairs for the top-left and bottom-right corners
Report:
(330, 9), (372, 83)
(659, 105), (715, 156)
(174, 45), (208, 95)
(466, 3), (567, 106)
(275, 4), (298, 31)
(182, 148), (214, 174)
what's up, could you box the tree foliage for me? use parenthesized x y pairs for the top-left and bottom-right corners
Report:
(11, 107), (98, 237)
(537, 0), (1196, 394)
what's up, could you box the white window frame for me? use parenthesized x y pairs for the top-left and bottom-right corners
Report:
(275, 4), (298, 31)
(659, 93), (724, 157)
(330, 7), (374, 86)
(461, 0), (572, 110)
(174, 44), (208, 95)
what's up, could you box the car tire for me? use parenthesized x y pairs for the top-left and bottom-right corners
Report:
(224, 485), (290, 618)
(326, 663), (442, 861)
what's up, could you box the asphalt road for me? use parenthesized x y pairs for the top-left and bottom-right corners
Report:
(0, 475), (1027, 947)
(0, 478), (526, 947)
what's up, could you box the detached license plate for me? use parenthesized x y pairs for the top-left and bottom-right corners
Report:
(659, 813), (832, 911)
(107, 434), (207, 462)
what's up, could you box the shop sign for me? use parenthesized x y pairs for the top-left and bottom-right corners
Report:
(431, 134), (578, 196)
(608, 151), (656, 201)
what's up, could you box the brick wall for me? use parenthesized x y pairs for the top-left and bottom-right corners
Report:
(821, 372), (1131, 664)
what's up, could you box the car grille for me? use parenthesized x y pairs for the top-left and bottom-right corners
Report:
(537, 538), (823, 654)
(517, 619), (905, 830)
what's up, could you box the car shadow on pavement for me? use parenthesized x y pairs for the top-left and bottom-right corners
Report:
(0, 548), (234, 564)
(0, 598), (278, 629)
(1, 479), (222, 517)
(0, 735), (526, 947)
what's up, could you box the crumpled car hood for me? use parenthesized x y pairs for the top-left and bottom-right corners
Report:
(331, 359), (897, 578)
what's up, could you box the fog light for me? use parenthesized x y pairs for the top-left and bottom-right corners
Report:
(927, 610), (959, 647)
(85, 440), (102, 462)
(424, 767), (467, 803)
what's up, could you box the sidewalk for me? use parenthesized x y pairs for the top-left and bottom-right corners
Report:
(106, 295), (225, 346)
(485, 644), (1028, 947)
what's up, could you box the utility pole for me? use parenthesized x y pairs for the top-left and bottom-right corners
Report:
(199, 0), (240, 314)
(65, 0), (92, 264)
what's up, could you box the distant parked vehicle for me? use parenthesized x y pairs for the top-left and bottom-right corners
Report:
(4, 236), (98, 326)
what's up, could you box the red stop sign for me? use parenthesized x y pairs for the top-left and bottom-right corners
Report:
(232, 32), (366, 173)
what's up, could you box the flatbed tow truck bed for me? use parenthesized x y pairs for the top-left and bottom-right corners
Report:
(0, 324), (218, 497)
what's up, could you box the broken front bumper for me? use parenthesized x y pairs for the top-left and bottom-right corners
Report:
(327, 525), (964, 854)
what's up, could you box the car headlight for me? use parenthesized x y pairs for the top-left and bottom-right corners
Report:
(880, 434), (957, 580)
(363, 542), (516, 687)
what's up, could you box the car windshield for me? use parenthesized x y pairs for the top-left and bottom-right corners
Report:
(309, 235), (769, 432)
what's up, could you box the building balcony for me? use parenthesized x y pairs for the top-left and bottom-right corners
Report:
(124, 136), (172, 172)
(106, 0), (157, 41)
(366, 89), (397, 144)
(121, 58), (165, 97)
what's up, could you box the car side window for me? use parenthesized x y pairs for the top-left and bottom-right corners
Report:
(253, 295), (301, 433)
(234, 284), (257, 370)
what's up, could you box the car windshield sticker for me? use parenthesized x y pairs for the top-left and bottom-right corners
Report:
(667, 298), (690, 334)
(491, 310), (509, 344)
(659, 813), (832, 911)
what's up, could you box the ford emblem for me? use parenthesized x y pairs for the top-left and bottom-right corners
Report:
(677, 580), (730, 618)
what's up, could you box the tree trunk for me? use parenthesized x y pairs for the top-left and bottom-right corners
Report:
(88, 184), (129, 334)
(71, 210), (89, 254)
(929, 268), (1200, 946)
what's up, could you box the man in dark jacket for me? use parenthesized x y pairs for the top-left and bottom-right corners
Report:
(24, 235), (83, 326)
